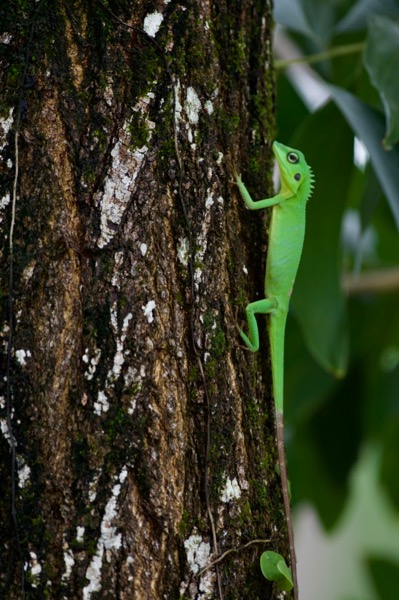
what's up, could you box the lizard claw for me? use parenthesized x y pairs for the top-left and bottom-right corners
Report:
(233, 306), (252, 352)
(230, 161), (241, 184)
(233, 305), (242, 332)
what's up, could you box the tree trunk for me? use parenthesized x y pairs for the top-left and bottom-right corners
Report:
(0, 1), (288, 598)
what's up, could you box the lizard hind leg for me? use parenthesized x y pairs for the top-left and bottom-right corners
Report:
(240, 297), (277, 352)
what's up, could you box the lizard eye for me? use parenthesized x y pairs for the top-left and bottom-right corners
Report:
(287, 152), (299, 164)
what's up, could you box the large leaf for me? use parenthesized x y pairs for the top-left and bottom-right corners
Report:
(367, 556), (399, 600)
(290, 413), (349, 529)
(285, 313), (335, 425)
(330, 85), (399, 229)
(364, 15), (399, 148)
(335, 0), (399, 33)
(276, 74), (310, 147)
(380, 418), (399, 512)
(289, 102), (352, 377)
(273, 0), (316, 40)
(359, 163), (383, 232)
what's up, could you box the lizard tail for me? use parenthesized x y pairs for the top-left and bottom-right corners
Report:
(276, 411), (299, 600)
(270, 315), (299, 598)
(269, 315), (286, 415)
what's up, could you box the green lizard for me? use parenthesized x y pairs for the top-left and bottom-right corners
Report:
(236, 141), (314, 600)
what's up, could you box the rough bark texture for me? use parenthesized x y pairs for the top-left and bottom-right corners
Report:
(0, 1), (289, 599)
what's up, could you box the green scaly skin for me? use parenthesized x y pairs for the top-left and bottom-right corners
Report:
(236, 141), (314, 600)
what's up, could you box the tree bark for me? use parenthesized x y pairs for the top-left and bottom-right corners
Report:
(0, 1), (289, 598)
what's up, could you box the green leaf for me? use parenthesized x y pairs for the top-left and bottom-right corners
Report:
(285, 313), (335, 425)
(335, 0), (399, 34)
(290, 422), (349, 529)
(367, 556), (399, 600)
(289, 361), (362, 529)
(276, 74), (310, 147)
(273, 0), (316, 40)
(359, 163), (383, 232)
(289, 102), (351, 377)
(330, 85), (399, 229)
(364, 15), (399, 148)
(380, 417), (399, 511)
(260, 551), (293, 592)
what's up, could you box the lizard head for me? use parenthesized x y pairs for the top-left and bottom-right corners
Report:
(272, 141), (314, 199)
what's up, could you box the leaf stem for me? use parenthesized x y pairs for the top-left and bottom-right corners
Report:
(275, 42), (365, 70)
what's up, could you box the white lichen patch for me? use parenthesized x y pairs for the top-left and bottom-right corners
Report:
(88, 473), (100, 503)
(220, 477), (241, 503)
(205, 194), (214, 209)
(0, 417), (16, 447)
(0, 108), (14, 152)
(62, 548), (75, 581)
(28, 552), (42, 587)
(104, 81), (114, 107)
(142, 300), (156, 323)
(107, 307), (133, 382)
(83, 467), (127, 599)
(18, 461), (31, 488)
(184, 534), (211, 575)
(0, 193), (10, 224)
(124, 365), (140, 387)
(185, 87), (202, 125)
(101, 487), (123, 552)
(204, 100), (214, 115)
(83, 347), (101, 381)
(119, 467), (128, 486)
(174, 79), (183, 124)
(76, 526), (85, 542)
(111, 251), (125, 289)
(0, 192), (10, 210)
(139, 242), (147, 256)
(199, 574), (214, 597)
(194, 189), (215, 290)
(22, 260), (36, 281)
(83, 550), (103, 599)
(93, 390), (109, 415)
(15, 349), (31, 367)
(133, 92), (156, 117)
(90, 292), (134, 418)
(143, 11), (164, 37)
(183, 534), (214, 598)
(96, 123), (148, 248)
(126, 555), (134, 581)
(96, 90), (155, 248)
(177, 237), (189, 266)
(124, 366), (145, 414)
(0, 33), (12, 45)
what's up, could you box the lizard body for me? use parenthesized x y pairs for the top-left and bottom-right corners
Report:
(236, 141), (314, 600)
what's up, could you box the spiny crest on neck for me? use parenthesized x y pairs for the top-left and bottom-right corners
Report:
(307, 165), (315, 198)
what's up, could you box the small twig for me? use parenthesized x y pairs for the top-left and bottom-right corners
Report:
(197, 538), (272, 576)
(276, 414), (298, 600)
